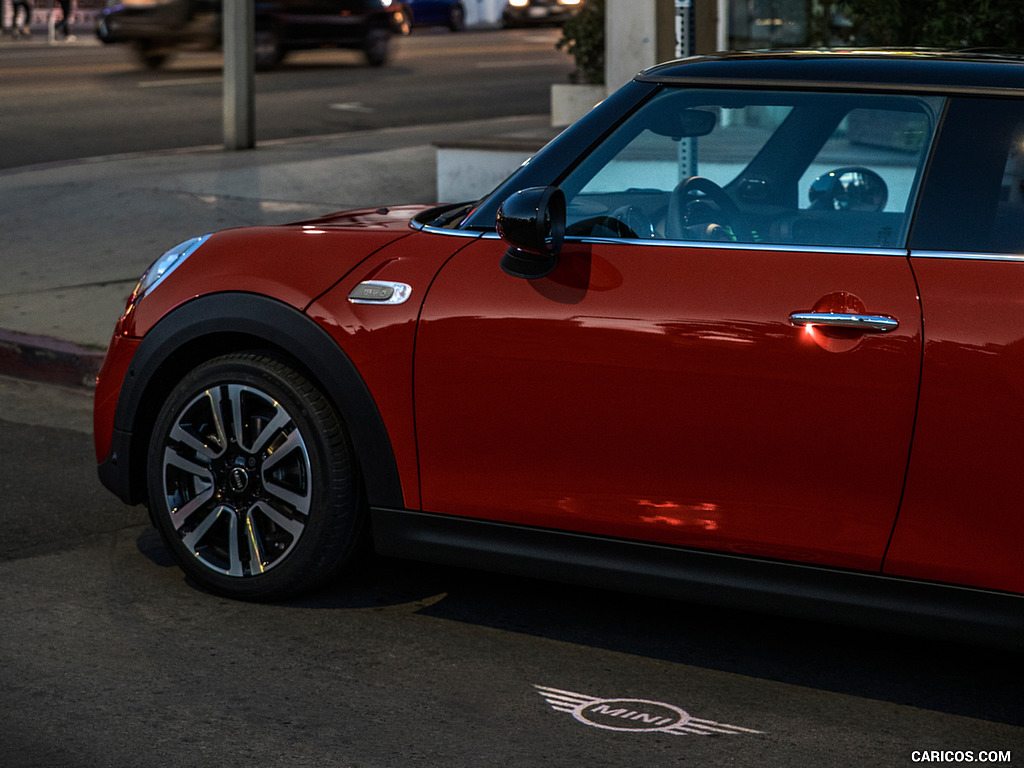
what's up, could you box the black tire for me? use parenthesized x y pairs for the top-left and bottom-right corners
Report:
(363, 26), (390, 67)
(448, 3), (465, 31)
(254, 28), (285, 71)
(146, 353), (364, 600)
(132, 40), (172, 69)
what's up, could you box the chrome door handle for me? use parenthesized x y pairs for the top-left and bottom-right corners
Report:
(789, 312), (899, 333)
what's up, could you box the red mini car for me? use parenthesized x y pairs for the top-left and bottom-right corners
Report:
(95, 51), (1024, 645)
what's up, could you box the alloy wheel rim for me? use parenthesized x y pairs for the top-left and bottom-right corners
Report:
(160, 383), (312, 578)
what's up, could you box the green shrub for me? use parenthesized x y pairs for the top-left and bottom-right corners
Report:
(557, 0), (605, 84)
(845, 0), (1024, 48)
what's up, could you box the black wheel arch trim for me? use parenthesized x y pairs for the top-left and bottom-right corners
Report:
(371, 507), (1024, 649)
(98, 292), (403, 510)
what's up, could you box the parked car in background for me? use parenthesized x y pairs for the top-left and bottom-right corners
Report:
(502, 0), (581, 27)
(96, 0), (403, 70)
(94, 50), (1024, 647)
(398, 0), (464, 31)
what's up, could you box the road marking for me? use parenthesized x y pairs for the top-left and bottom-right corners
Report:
(138, 77), (223, 88)
(523, 33), (560, 43)
(475, 59), (569, 69)
(328, 102), (375, 113)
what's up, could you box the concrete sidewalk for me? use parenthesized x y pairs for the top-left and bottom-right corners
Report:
(0, 115), (550, 389)
(0, 10), (100, 45)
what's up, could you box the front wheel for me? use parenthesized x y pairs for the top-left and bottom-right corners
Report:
(254, 28), (285, 71)
(363, 26), (390, 67)
(146, 353), (365, 600)
(132, 39), (173, 69)
(448, 3), (465, 31)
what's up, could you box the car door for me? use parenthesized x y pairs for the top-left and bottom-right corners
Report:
(885, 97), (1024, 595)
(414, 87), (939, 572)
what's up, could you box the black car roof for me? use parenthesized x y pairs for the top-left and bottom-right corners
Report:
(638, 50), (1024, 97)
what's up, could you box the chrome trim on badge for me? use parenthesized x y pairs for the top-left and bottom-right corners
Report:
(348, 281), (412, 305)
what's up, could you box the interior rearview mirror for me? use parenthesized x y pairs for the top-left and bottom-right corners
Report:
(647, 108), (717, 139)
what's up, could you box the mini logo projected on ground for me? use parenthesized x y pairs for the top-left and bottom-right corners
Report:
(534, 685), (764, 736)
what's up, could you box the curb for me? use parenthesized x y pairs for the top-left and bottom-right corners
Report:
(0, 328), (104, 391)
(0, 21), (100, 46)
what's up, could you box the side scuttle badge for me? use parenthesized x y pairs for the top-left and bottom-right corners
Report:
(348, 281), (413, 305)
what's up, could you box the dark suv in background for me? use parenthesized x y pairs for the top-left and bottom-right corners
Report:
(96, 0), (402, 69)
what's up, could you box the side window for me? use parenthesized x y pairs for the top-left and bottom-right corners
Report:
(560, 88), (941, 250)
(800, 109), (933, 214)
(790, 107), (934, 248)
(998, 138), (1024, 251)
(912, 98), (1024, 254)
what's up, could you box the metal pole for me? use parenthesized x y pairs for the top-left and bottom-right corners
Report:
(223, 0), (255, 150)
(716, 0), (727, 50)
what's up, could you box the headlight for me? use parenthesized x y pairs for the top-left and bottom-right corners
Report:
(129, 234), (210, 307)
(509, 0), (529, 7)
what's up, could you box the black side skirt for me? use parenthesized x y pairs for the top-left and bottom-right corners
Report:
(371, 507), (1024, 649)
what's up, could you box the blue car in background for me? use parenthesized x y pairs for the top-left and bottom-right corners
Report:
(401, 0), (464, 30)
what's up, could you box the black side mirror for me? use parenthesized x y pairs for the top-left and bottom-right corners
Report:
(496, 186), (565, 279)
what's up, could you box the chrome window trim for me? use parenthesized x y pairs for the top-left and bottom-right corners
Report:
(911, 250), (1024, 263)
(417, 220), (910, 257)
(409, 219), (486, 238)
(486, 229), (905, 256)
(562, 235), (907, 257)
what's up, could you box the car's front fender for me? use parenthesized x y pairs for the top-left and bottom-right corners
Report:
(97, 292), (403, 511)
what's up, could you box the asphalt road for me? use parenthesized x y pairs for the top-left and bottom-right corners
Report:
(0, 27), (573, 169)
(2, 376), (1023, 768)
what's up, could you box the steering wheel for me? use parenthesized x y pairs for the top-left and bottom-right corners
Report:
(609, 205), (656, 238)
(666, 176), (751, 241)
(566, 215), (638, 239)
